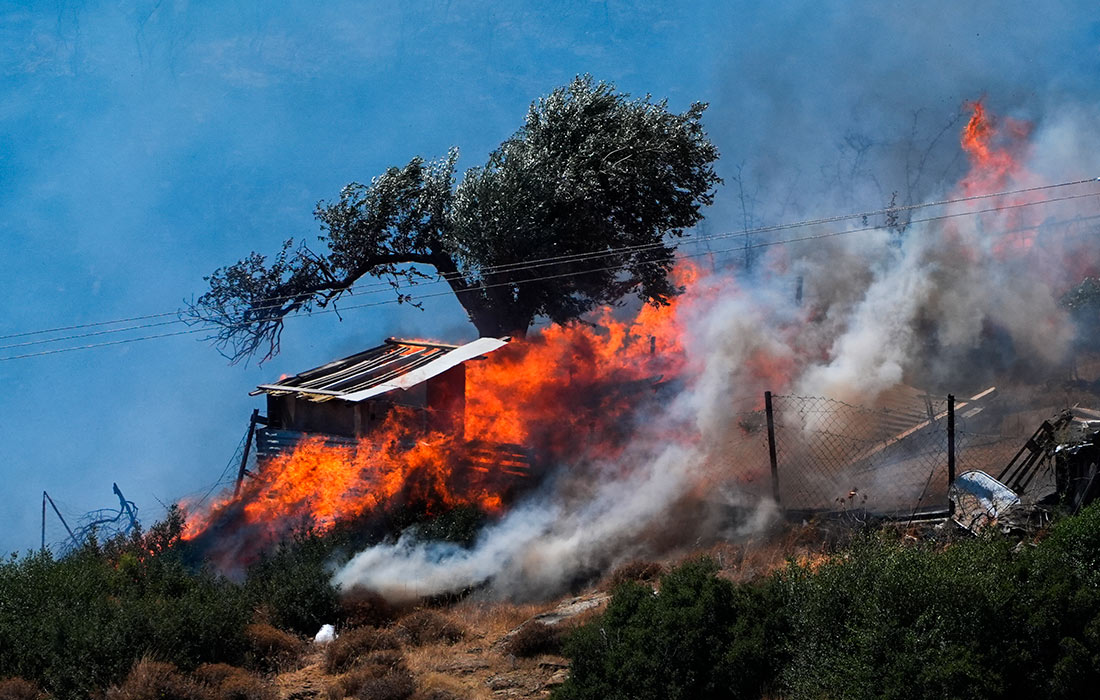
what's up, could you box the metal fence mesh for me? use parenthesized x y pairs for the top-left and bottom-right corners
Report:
(769, 395), (954, 517)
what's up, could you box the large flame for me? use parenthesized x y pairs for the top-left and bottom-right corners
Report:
(182, 266), (702, 565)
(184, 99), (1100, 577)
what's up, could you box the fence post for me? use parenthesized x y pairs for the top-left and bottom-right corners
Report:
(947, 394), (956, 515)
(764, 391), (781, 507)
(235, 409), (260, 498)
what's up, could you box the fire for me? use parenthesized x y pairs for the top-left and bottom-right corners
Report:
(953, 100), (1046, 259)
(959, 99), (1031, 196)
(182, 264), (703, 564)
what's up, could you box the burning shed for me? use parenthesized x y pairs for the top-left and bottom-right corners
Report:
(248, 336), (509, 459)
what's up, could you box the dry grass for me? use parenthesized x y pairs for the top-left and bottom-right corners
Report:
(339, 586), (400, 628)
(407, 673), (469, 700)
(105, 658), (206, 700)
(325, 653), (409, 699)
(607, 559), (665, 587)
(324, 626), (404, 674)
(193, 663), (276, 700)
(445, 600), (543, 642)
(395, 609), (466, 646)
(244, 622), (304, 673)
(0, 678), (44, 700)
(349, 668), (415, 700)
(502, 622), (565, 658)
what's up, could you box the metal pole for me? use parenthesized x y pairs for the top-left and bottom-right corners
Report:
(765, 391), (781, 506)
(947, 394), (956, 515)
(235, 409), (260, 497)
(41, 492), (46, 552)
(43, 491), (80, 550)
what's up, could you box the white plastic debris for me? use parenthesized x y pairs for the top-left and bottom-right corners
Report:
(314, 624), (337, 645)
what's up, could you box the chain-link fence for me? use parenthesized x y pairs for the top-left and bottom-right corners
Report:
(766, 394), (952, 517)
(763, 391), (1032, 519)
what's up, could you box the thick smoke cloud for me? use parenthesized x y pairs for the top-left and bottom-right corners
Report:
(334, 278), (787, 601)
(332, 4), (1100, 601)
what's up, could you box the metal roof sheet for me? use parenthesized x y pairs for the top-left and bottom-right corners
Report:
(254, 337), (509, 403)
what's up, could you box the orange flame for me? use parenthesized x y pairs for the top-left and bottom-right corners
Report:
(959, 99), (1030, 195)
(955, 100), (1039, 256)
(182, 264), (707, 564)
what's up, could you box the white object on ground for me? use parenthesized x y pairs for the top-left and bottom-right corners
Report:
(314, 624), (337, 644)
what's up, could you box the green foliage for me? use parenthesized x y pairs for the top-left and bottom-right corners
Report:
(557, 558), (778, 700)
(556, 503), (1100, 700)
(243, 530), (341, 636)
(188, 75), (721, 361)
(778, 535), (1024, 699)
(0, 514), (249, 700)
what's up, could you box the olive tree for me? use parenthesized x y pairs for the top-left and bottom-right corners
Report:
(187, 76), (720, 363)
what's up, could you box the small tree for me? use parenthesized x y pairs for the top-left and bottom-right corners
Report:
(187, 76), (720, 362)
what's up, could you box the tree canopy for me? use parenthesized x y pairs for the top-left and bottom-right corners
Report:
(188, 76), (721, 363)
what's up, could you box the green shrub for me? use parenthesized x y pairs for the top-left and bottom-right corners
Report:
(556, 504), (1100, 700)
(0, 522), (249, 700)
(244, 531), (341, 636)
(556, 557), (779, 700)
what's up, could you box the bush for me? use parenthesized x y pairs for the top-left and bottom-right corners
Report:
(326, 653), (408, 699)
(194, 663), (276, 700)
(0, 522), (249, 699)
(104, 658), (206, 700)
(414, 506), (487, 548)
(352, 669), (415, 700)
(0, 678), (44, 700)
(338, 586), (398, 629)
(243, 623), (303, 673)
(395, 610), (465, 646)
(503, 622), (565, 658)
(555, 504), (1100, 700)
(324, 627), (403, 674)
(607, 560), (664, 587)
(244, 532), (341, 636)
(556, 557), (788, 700)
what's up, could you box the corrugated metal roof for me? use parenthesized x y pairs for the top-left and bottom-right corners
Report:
(253, 337), (509, 403)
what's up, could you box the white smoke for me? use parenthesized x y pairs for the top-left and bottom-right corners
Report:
(333, 100), (1100, 602)
(333, 282), (788, 601)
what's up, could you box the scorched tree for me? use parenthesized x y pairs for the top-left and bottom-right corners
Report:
(188, 76), (721, 363)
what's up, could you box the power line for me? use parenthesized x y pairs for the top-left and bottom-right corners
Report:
(3, 187), (1096, 363)
(3, 176), (1096, 346)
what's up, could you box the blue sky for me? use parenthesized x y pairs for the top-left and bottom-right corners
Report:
(2, 1), (1097, 553)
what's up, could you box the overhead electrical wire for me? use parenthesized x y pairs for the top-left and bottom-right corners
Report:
(2, 179), (1098, 362)
(3, 176), (1096, 345)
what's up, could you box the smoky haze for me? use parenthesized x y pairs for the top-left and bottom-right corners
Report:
(331, 3), (1100, 601)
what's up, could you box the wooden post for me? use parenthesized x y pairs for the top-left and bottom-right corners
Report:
(947, 394), (956, 515)
(765, 391), (781, 506)
(234, 409), (260, 498)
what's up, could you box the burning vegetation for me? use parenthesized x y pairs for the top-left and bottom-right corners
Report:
(177, 101), (1100, 604)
